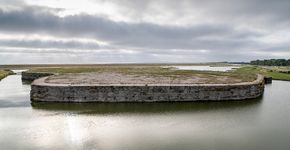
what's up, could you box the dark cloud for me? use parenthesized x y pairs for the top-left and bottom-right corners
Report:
(0, 0), (290, 63)
(0, 39), (100, 50)
(107, 0), (290, 27)
(0, 7), (262, 51)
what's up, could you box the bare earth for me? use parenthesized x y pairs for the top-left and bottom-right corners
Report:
(44, 72), (247, 85)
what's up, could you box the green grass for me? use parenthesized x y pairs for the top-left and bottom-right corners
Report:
(0, 70), (14, 80)
(27, 65), (290, 81)
(5, 63), (289, 82)
(26, 65), (226, 76)
(22, 64), (290, 82)
(234, 65), (290, 81)
(27, 67), (105, 74)
(0, 62), (228, 69)
(25, 65), (258, 83)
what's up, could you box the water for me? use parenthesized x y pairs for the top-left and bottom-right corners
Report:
(168, 65), (240, 72)
(1, 73), (290, 150)
(11, 69), (28, 75)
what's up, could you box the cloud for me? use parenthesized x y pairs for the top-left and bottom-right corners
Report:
(0, 0), (290, 63)
(0, 38), (100, 50)
(98, 0), (290, 27)
(0, 7), (263, 51)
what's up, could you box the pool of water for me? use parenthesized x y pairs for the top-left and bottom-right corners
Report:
(11, 69), (28, 74)
(0, 73), (290, 150)
(168, 65), (240, 72)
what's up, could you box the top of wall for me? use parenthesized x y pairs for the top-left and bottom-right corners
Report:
(32, 73), (264, 87)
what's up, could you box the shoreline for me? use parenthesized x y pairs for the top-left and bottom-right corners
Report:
(0, 69), (14, 81)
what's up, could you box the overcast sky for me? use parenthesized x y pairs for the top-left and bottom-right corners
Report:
(0, 0), (290, 64)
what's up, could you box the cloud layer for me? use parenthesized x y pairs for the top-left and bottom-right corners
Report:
(0, 0), (290, 64)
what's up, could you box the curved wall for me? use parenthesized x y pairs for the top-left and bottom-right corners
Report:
(31, 75), (264, 102)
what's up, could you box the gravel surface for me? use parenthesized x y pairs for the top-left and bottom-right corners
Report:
(44, 72), (246, 85)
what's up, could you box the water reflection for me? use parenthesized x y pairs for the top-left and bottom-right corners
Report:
(11, 69), (27, 75)
(165, 65), (240, 72)
(31, 98), (262, 114)
(0, 74), (30, 107)
(2, 71), (290, 150)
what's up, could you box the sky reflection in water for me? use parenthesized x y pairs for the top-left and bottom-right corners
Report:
(0, 73), (290, 150)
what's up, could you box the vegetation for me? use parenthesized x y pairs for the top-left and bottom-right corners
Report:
(235, 66), (290, 81)
(0, 62), (229, 70)
(0, 69), (14, 80)
(24, 65), (257, 83)
(3, 63), (290, 82)
(250, 59), (290, 66)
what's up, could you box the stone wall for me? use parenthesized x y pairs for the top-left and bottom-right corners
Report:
(22, 72), (54, 83)
(30, 75), (264, 102)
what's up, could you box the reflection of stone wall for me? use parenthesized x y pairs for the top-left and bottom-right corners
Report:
(22, 72), (54, 82)
(31, 75), (264, 102)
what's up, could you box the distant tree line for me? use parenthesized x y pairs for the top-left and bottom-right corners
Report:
(250, 59), (290, 66)
(228, 62), (250, 64)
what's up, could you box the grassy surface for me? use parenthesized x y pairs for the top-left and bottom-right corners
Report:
(25, 65), (290, 82)
(24, 65), (257, 83)
(25, 65), (218, 75)
(4, 63), (290, 82)
(0, 62), (229, 70)
(235, 65), (290, 81)
(0, 70), (14, 80)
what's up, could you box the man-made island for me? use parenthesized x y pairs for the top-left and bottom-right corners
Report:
(29, 65), (265, 102)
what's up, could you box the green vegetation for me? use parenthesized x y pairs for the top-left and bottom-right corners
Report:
(0, 62), (229, 70)
(27, 67), (106, 74)
(250, 59), (290, 66)
(25, 65), (257, 83)
(3, 63), (290, 82)
(26, 64), (290, 82)
(235, 66), (290, 81)
(26, 66), (191, 74)
(0, 69), (14, 80)
(26, 66), (199, 75)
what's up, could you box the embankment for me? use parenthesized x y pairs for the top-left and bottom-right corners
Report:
(22, 72), (54, 83)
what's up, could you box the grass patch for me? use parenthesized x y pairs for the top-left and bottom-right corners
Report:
(234, 65), (290, 81)
(7, 63), (290, 82)
(26, 66), (230, 76)
(0, 69), (14, 80)
(25, 65), (258, 83)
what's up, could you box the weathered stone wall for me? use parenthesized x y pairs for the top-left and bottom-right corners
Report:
(31, 75), (264, 102)
(22, 72), (54, 82)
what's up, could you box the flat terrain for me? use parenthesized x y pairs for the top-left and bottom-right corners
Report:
(44, 72), (249, 85)
(30, 65), (257, 84)
(2, 63), (290, 82)
(236, 66), (290, 81)
(0, 63), (231, 70)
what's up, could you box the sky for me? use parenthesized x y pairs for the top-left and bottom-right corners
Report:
(0, 0), (290, 64)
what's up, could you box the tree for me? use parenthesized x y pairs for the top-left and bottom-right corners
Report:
(250, 59), (290, 66)
(287, 59), (290, 66)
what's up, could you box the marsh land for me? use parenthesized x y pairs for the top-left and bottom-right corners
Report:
(2, 63), (290, 82)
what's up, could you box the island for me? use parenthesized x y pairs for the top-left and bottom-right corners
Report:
(28, 65), (264, 102)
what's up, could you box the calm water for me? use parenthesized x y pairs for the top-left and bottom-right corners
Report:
(169, 65), (240, 72)
(1, 73), (290, 150)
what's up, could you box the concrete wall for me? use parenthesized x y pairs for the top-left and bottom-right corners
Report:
(31, 75), (264, 102)
(22, 72), (54, 83)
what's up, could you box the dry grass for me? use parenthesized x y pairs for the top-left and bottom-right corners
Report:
(26, 65), (257, 84)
